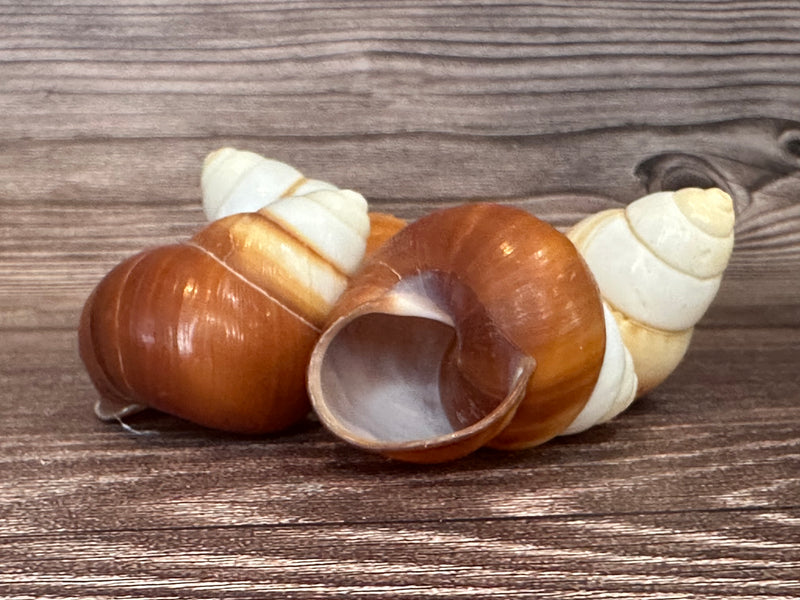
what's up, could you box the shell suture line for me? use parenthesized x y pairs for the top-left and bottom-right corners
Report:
(281, 176), (309, 199)
(624, 196), (723, 282)
(376, 260), (404, 283)
(114, 251), (148, 402)
(184, 240), (322, 333)
(255, 210), (350, 279)
(622, 205), (721, 281)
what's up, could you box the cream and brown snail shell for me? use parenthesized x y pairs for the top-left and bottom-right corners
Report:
(568, 187), (735, 395)
(307, 202), (613, 462)
(201, 147), (407, 251)
(559, 303), (637, 435)
(202, 147), (339, 221)
(79, 188), (369, 433)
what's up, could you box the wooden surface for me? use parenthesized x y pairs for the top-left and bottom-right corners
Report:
(1, 1), (799, 597)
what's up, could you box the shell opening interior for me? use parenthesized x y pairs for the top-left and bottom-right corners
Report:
(319, 313), (459, 442)
(313, 271), (536, 447)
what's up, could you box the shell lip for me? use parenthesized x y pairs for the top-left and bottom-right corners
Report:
(307, 296), (536, 461)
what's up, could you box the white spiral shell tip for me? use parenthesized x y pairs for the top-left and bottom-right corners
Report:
(261, 188), (369, 277)
(292, 178), (339, 198)
(201, 148), (273, 219)
(302, 188), (370, 238)
(568, 186), (737, 398)
(572, 188), (736, 332)
(625, 188), (735, 280)
(202, 146), (234, 171)
(201, 147), (331, 222)
(673, 187), (735, 238)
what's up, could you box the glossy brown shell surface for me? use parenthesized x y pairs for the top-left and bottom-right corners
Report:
(324, 203), (606, 450)
(78, 218), (322, 434)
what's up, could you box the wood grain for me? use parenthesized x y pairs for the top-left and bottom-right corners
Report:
(1, 327), (799, 597)
(1, 1), (799, 598)
(3, 120), (799, 330)
(2, 511), (798, 598)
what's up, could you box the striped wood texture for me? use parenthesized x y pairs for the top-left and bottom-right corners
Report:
(1, 1), (798, 598)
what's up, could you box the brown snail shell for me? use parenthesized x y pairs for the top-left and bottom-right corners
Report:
(79, 189), (369, 434)
(365, 211), (407, 256)
(307, 203), (606, 462)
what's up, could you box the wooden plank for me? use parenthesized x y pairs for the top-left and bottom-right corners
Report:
(2, 119), (799, 330)
(1, 328), (797, 537)
(3, 120), (798, 210)
(1, 510), (798, 598)
(1, 1), (800, 141)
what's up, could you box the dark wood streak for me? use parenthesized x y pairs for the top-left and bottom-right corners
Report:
(1, 1), (799, 598)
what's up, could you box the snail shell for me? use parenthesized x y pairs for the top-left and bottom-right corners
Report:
(79, 188), (369, 433)
(202, 147), (338, 221)
(201, 147), (407, 252)
(559, 303), (637, 435)
(365, 211), (408, 257)
(308, 203), (611, 462)
(568, 187), (735, 394)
